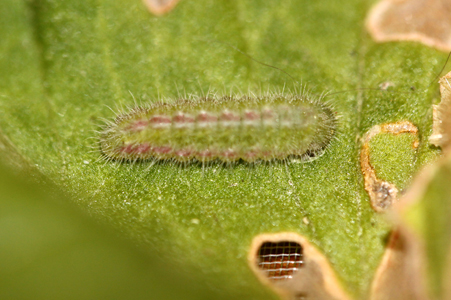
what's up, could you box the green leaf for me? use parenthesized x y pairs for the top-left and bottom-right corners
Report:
(369, 132), (417, 191)
(0, 0), (447, 298)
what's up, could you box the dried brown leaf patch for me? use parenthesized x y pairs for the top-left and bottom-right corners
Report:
(366, 0), (451, 52)
(370, 227), (429, 300)
(142, 0), (181, 16)
(431, 71), (451, 150)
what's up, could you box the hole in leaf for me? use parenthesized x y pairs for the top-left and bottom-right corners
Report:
(249, 233), (351, 300)
(257, 241), (303, 281)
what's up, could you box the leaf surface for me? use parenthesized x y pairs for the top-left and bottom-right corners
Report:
(0, 0), (447, 298)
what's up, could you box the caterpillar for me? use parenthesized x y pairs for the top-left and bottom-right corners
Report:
(100, 93), (336, 163)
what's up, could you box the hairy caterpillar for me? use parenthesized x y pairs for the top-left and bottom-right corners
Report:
(100, 93), (336, 163)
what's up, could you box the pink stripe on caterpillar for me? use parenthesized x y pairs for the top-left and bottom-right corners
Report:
(197, 112), (217, 123)
(173, 113), (195, 124)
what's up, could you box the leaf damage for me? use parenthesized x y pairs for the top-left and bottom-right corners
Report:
(430, 71), (451, 150)
(248, 232), (351, 300)
(369, 227), (429, 300)
(360, 121), (419, 212)
(142, 0), (181, 16)
(366, 0), (451, 52)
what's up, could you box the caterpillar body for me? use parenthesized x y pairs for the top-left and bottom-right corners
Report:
(100, 95), (336, 163)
